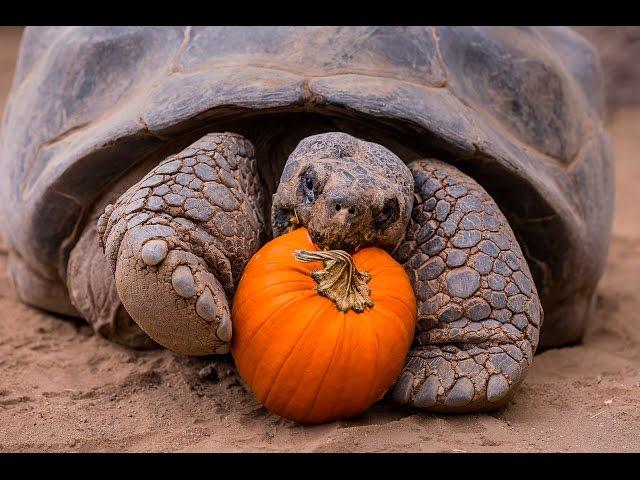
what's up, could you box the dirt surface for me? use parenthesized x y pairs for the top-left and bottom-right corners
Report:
(1, 27), (639, 453)
(0, 27), (21, 121)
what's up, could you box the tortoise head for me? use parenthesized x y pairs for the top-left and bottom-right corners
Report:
(272, 132), (414, 252)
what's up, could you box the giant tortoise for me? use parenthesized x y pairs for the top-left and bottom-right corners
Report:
(0, 27), (613, 412)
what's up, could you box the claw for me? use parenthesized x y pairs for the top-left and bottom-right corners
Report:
(444, 377), (474, 407)
(172, 265), (197, 298)
(216, 316), (232, 342)
(487, 373), (510, 403)
(141, 239), (168, 266)
(196, 287), (217, 321)
(413, 376), (439, 408)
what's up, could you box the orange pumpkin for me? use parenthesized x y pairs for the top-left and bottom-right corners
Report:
(231, 227), (416, 424)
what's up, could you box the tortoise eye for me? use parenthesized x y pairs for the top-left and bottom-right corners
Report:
(301, 167), (321, 203)
(303, 176), (315, 202)
(374, 197), (399, 229)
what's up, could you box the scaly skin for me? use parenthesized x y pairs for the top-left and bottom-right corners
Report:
(90, 130), (540, 412)
(67, 219), (157, 349)
(271, 132), (414, 253)
(392, 159), (542, 411)
(97, 133), (267, 355)
(273, 134), (541, 412)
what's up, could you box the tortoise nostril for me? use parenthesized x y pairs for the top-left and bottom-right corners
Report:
(374, 197), (400, 229)
(334, 204), (356, 214)
(329, 198), (357, 216)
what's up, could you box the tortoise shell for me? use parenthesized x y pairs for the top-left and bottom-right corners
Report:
(0, 26), (613, 347)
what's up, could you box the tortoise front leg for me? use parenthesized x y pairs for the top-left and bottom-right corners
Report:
(67, 219), (158, 349)
(392, 159), (542, 411)
(98, 133), (267, 355)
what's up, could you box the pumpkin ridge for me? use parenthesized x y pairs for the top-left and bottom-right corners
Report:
(232, 287), (303, 335)
(361, 309), (383, 410)
(368, 301), (416, 343)
(365, 263), (407, 277)
(262, 301), (331, 408)
(366, 309), (413, 394)
(247, 259), (315, 271)
(231, 277), (312, 315)
(277, 309), (340, 417)
(329, 314), (360, 422)
(356, 252), (416, 317)
(268, 229), (316, 256)
(370, 289), (417, 318)
(300, 308), (347, 423)
(353, 248), (396, 268)
(250, 261), (321, 283)
(239, 291), (317, 386)
(331, 310), (360, 419)
(237, 279), (313, 306)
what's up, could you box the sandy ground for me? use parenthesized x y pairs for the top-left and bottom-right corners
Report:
(0, 28), (21, 120)
(0, 28), (639, 453)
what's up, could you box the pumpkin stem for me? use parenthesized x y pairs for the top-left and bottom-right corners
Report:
(293, 249), (374, 313)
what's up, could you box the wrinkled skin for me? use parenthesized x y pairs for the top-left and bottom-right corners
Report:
(94, 130), (541, 412)
(272, 132), (541, 411)
(97, 133), (267, 355)
(271, 132), (414, 252)
(391, 160), (541, 411)
(2, 27), (612, 360)
(0, 27), (611, 417)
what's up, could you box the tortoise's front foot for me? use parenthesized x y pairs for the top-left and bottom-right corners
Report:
(392, 159), (542, 411)
(98, 133), (266, 355)
(107, 225), (233, 355)
(394, 343), (533, 411)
